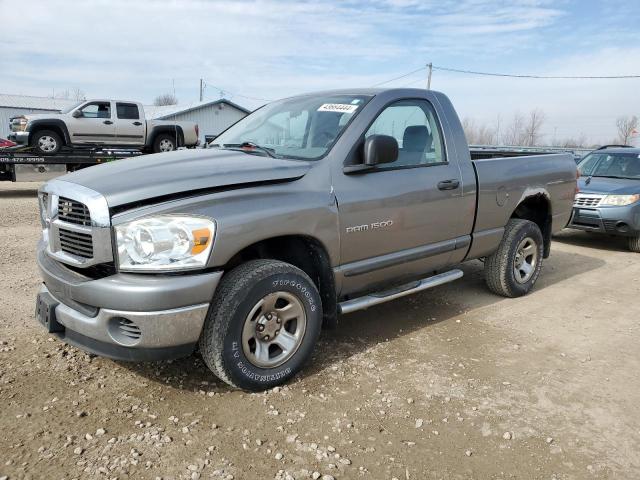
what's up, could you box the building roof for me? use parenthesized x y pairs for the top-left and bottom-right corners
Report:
(0, 93), (78, 111)
(0, 93), (251, 118)
(145, 99), (251, 119)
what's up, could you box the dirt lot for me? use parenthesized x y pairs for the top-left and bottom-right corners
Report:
(0, 182), (639, 480)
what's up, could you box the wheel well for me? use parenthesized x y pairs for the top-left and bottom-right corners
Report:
(151, 127), (184, 147)
(223, 236), (338, 328)
(30, 125), (67, 146)
(511, 194), (552, 258)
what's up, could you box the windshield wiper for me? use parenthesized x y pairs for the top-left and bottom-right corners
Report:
(220, 142), (278, 158)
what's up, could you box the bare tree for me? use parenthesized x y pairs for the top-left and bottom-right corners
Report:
(154, 93), (178, 106)
(71, 87), (86, 101)
(461, 118), (496, 145)
(523, 109), (545, 146)
(616, 115), (638, 145)
(502, 112), (526, 146)
(558, 134), (588, 148)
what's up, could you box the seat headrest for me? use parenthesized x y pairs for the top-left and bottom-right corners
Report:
(403, 125), (431, 152)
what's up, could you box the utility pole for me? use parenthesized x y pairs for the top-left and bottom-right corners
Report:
(427, 63), (433, 90)
(199, 78), (204, 102)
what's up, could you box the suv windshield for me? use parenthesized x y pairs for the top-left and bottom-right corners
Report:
(212, 94), (371, 160)
(579, 152), (640, 179)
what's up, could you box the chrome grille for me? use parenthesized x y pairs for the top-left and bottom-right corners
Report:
(58, 228), (94, 258)
(58, 197), (91, 226)
(574, 195), (603, 208)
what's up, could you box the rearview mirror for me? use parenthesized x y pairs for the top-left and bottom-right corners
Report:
(72, 110), (82, 118)
(363, 135), (398, 166)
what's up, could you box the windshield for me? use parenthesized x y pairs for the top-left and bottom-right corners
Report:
(212, 94), (371, 160)
(578, 152), (640, 179)
(60, 101), (85, 114)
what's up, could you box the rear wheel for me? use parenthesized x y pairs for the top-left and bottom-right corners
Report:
(152, 133), (176, 153)
(629, 234), (640, 253)
(199, 259), (322, 391)
(31, 130), (62, 155)
(485, 219), (544, 298)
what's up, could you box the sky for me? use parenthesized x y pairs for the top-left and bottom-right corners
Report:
(1, 0), (639, 144)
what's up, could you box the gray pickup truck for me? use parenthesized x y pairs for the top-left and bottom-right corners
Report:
(35, 88), (577, 390)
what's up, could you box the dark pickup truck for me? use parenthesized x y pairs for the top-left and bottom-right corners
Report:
(35, 88), (577, 390)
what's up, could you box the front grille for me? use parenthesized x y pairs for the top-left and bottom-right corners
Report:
(58, 197), (91, 226)
(59, 228), (94, 259)
(574, 195), (602, 208)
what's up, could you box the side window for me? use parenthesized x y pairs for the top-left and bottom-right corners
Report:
(365, 99), (445, 168)
(80, 102), (111, 119)
(116, 103), (140, 120)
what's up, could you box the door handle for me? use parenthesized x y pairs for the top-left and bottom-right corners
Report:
(103, 120), (113, 125)
(132, 121), (142, 126)
(437, 179), (460, 190)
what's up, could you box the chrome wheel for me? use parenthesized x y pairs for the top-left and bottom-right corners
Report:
(241, 291), (307, 368)
(38, 135), (58, 152)
(513, 237), (538, 283)
(159, 138), (175, 152)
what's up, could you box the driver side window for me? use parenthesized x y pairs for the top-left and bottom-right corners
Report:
(365, 99), (445, 168)
(80, 102), (111, 119)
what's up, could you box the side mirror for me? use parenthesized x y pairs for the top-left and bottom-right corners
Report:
(72, 110), (82, 118)
(363, 135), (398, 166)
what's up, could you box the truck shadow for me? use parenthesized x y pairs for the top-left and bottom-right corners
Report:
(121, 249), (605, 392)
(553, 229), (630, 253)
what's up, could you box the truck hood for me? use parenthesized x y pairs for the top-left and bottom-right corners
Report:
(60, 148), (312, 207)
(578, 176), (640, 195)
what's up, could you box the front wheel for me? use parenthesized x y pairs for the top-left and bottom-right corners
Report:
(199, 259), (322, 391)
(484, 219), (544, 298)
(31, 130), (62, 155)
(629, 234), (640, 253)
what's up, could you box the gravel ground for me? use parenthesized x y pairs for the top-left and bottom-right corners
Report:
(1, 181), (639, 480)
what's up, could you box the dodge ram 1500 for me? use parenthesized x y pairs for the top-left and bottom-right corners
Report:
(35, 88), (577, 390)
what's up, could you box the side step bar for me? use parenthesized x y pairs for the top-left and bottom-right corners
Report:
(338, 269), (463, 315)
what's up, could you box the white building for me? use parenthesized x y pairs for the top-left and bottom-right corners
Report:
(0, 94), (250, 144)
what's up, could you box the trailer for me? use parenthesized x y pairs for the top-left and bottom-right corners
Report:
(0, 145), (144, 182)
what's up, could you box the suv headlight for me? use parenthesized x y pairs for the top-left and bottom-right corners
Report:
(115, 215), (215, 272)
(600, 194), (640, 206)
(11, 116), (28, 132)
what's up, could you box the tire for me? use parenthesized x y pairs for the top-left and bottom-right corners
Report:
(629, 235), (640, 253)
(31, 130), (62, 155)
(152, 133), (176, 153)
(485, 219), (544, 298)
(199, 259), (323, 391)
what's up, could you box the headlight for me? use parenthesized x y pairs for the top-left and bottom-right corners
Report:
(115, 215), (215, 272)
(11, 117), (28, 132)
(600, 194), (640, 206)
(38, 192), (50, 227)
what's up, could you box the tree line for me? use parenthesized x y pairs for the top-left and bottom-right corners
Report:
(462, 111), (638, 148)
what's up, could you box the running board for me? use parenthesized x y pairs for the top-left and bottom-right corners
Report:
(338, 269), (463, 315)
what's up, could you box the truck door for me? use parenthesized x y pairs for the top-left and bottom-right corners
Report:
(115, 102), (145, 145)
(67, 101), (115, 144)
(333, 98), (471, 296)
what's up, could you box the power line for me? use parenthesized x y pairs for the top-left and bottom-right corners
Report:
(202, 80), (273, 102)
(372, 64), (640, 89)
(371, 66), (427, 87)
(431, 65), (640, 80)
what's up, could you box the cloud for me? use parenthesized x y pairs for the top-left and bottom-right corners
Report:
(0, 0), (637, 143)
